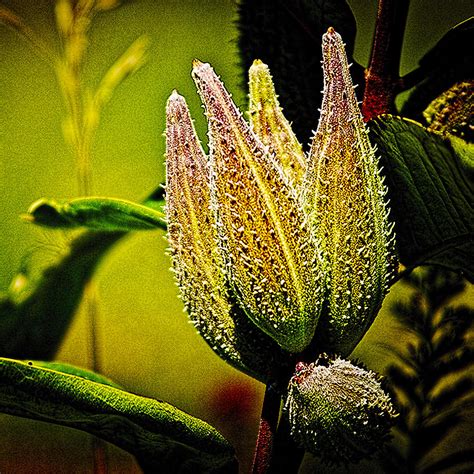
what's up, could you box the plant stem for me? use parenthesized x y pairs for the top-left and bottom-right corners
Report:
(251, 384), (281, 474)
(362, 0), (410, 121)
(269, 414), (305, 474)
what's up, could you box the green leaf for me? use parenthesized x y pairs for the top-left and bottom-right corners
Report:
(0, 187), (166, 359)
(402, 18), (474, 121)
(25, 196), (166, 231)
(0, 231), (125, 358)
(423, 449), (474, 474)
(32, 360), (122, 388)
(0, 358), (237, 474)
(236, 0), (363, 144)
(369, 116), (474, 280)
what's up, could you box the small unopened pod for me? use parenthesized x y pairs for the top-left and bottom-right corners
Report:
(284, 355), (397, 464)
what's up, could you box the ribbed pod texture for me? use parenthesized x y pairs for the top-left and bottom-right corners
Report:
(248, 59), (306, 187)
(302, 29), (397, 355)
(165, 92), (285, 381)
(191, 61), (324, 354)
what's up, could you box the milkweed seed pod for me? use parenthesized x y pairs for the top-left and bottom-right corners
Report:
(285, 355), (397, 464)
(248, 59), (306, 186)
(165, 92), (287, 381)
(301, 28), (397, 356)
(191, 60), (325, 353)
(166, 27), (397, 363)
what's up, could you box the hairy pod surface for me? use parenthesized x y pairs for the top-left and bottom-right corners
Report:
(165, 92), (286, 381)
(302, 28), (397, 355)
(248, 59), (306, 186)
(191, 61), (324, 353)
(285, 355), (397, 464)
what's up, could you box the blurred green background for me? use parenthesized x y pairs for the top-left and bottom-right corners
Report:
(0, 0), (472, 472)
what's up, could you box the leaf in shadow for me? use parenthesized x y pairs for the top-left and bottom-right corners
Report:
(381, 266), (473, 473)
(236, 0), (364, 144)
(0, 188), (165, 359)
(423, 449), (474, 474)
(369, 116), (474, 281)
(0, 358), (238, 474)
(402, 18), (474, 122)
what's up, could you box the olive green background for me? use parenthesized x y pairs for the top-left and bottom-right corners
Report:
(0, 1), (472, 472)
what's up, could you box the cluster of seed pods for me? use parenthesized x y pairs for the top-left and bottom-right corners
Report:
(166, 28), (396, 368)
(165, 27), (398, 458)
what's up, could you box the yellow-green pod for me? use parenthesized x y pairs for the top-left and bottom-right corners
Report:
(301, 28), (397, 356)
(248, 59), (306, 186)
(191, 61), (325, 353)
(165, 91), (286, 381)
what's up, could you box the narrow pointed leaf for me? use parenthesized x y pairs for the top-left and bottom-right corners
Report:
(0, 358), (237, 473)
(248, 60), (306, 185)
(165, 92), (286, 381)
(302, 29), (397, 356)
(192, 61), (324, 353)
(369, 116), (474, 280)
(25, 197), (166, 231)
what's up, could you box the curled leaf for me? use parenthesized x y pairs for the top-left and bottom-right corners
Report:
(0, 358), (237, 473)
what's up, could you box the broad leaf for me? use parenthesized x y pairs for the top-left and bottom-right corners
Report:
(25, 197), (166, 231)
(32, 360), (122, 388)
(0, 188), (165, 359)
(402, 18), (474, 121)
(0, 358), (237, 473)
(369, 116), (474, 280)
(237, 0), (363, 143)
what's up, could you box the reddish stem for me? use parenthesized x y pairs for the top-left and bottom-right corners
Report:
(362, 0), (411, 121)
(251, 385), (281, 474)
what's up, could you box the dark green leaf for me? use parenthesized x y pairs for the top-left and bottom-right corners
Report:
(0, 231), (124, 358)
(423, 449), (474, 474)
(0, 358), (237, 474)
(402, 18), (474, 122)
(237, 0), (363, 144)
(0, 187), (166, 359)
(25, 197), (166, 231)
(416, 415), (462, 459)
(430, 377), (473, 412)
(369, 116), (474, 280)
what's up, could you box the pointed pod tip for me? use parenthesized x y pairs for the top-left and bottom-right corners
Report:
(166, 91), (190, 125)
(192, 58), (209, 71)
(249, 59), (269, 73)
(323, 27), (342, 44)
(166, 90), (186, 108)
(191, 59), (214, 83)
